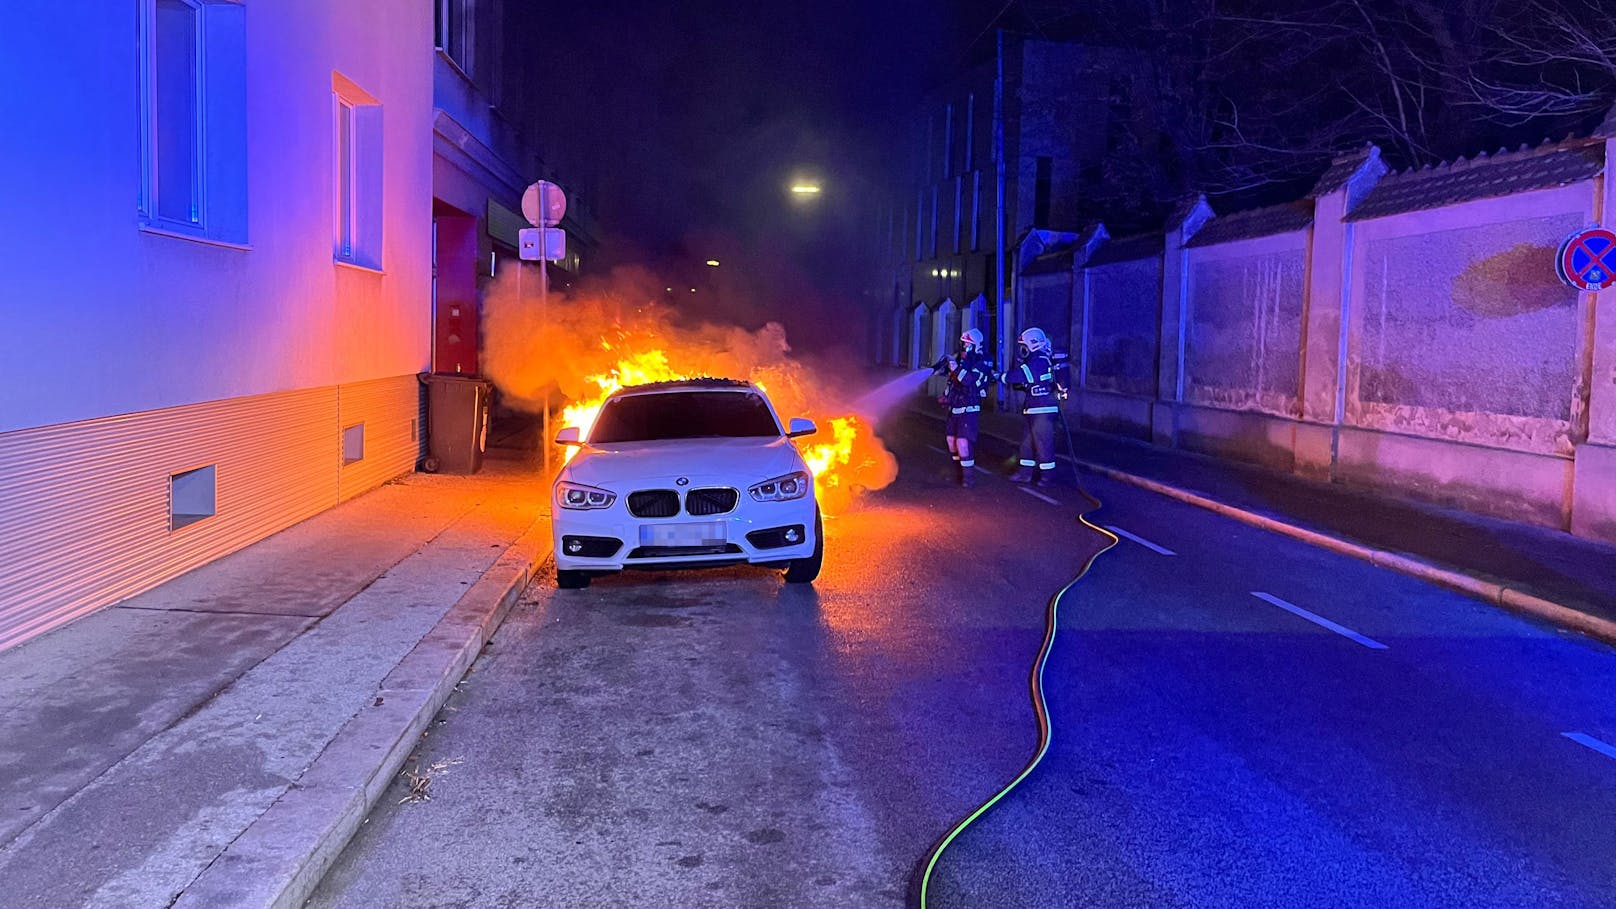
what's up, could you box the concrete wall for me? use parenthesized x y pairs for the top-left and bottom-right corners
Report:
(1059, 143), (1616, 544)
(1184, 232), (1307, 419)
(1083, 257), (1161, 398)
(1346, 190), (1588, 457)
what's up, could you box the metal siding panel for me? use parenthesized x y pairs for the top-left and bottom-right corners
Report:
(337, 375), (420, 501)
(0, 388), (340, 651)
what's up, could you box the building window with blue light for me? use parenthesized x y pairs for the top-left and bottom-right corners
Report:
(137, 0), (247, 245)
(333, 74), (384, 270)
(435, 0), (473, 76)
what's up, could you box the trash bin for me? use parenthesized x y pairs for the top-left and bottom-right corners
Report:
(419, 372), (492, 474)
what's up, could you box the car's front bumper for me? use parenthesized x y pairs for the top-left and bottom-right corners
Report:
(552, 495), (818, 573)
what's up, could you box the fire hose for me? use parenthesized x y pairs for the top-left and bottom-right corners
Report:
(914, 467), (1119, 907)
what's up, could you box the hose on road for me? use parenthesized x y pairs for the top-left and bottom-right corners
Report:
(914, 481), (1119, 908)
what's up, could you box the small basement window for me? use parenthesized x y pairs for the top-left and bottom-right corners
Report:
(170, 465), (216, 530)
(343, 423), (365, 464)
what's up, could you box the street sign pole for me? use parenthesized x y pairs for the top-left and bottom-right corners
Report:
(521, 180), (568, 477)
(540, 230), (549, 476)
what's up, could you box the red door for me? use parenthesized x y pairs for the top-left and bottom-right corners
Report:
(432, 211), (480, 374)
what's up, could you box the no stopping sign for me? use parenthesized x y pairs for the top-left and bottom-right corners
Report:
(1556, 226), (1616, 291)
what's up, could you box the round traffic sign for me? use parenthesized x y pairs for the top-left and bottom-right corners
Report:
(1556, 226), (1616, 292)
(521, 181), (567, 228)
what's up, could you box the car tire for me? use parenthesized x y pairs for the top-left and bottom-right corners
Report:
(783, 510), (823, 584)
(556, 569), (591, 590)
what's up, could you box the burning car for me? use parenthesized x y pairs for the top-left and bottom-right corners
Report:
(550, 378), (823, 589)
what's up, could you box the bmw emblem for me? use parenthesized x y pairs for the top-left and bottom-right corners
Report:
(676, 477), (690, 486)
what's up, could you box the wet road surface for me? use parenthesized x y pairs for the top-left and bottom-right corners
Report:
(311, 414), (1616, 908)
(309, 416), (1110, 907)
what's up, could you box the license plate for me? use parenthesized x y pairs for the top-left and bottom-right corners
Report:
(639, 522), (726, 547)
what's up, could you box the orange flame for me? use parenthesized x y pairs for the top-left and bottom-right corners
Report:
(479, 265), (898, 515)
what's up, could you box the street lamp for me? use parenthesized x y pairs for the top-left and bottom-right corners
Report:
(705, 259), (720, 267)
(790, 183), (822, 195)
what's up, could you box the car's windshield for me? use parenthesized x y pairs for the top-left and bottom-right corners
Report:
(588, 390), (781, 443)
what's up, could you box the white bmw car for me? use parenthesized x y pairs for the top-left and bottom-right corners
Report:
(550, 378), (823, 589)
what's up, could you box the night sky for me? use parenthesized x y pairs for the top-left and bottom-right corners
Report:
(531, 0), (1003, 325)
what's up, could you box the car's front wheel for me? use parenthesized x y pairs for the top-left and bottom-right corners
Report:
(556, 569), (591, 590)
(783, 510), (823, 584)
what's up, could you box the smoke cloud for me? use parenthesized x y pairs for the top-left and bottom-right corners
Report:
(481, 264), (898, 513)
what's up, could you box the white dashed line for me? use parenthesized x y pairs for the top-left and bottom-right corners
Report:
(1018, 487), (1061, 506)
(1250, 592), (1388, 650)
(1563, 732), (1616, 762)
(1104, 525), (1176, 555)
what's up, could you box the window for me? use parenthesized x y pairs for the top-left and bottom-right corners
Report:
(915, 190), (924, 261)
(1107, 77), (1133, 153)
(954, 175), (963, 253)
(590, 392), (781, 443)
(1034, 156), (1053, 229)
(333, 73), (383, 269)
(170, 465), (217, 530)
(138, 0), (247, 244)
(972, 170), (981, 250)
(435, 0), (472, 74)
(965, 93), (975, 171)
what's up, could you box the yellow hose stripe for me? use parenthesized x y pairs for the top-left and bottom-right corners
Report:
(918, 487), (1120, 907)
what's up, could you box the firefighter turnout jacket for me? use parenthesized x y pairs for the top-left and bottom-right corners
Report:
(945, 351), (994, 413)
(1006, 352), (1059, 414)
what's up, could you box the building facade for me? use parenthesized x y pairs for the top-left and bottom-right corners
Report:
(873, 37), (1143, 375)
(0, 0), (590, 651)
(430, 0), (598, 379)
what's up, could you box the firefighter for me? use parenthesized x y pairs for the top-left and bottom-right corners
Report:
(941, 328), (993, 487)
(1003, 326), (1059, 485)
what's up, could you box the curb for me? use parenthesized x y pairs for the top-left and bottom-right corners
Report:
(913, 405), (1616, 648)
(171, 517), (554, 909)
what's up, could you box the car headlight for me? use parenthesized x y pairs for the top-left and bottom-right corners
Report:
(556, 481), (616, 510)
(749, 471), (810, 502)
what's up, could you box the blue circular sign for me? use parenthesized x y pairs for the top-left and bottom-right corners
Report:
(1557, 227), (1616, 292)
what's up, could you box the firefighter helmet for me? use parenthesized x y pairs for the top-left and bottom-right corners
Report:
(960, 327), (984, 352)
(1018, 326), (1051, 354)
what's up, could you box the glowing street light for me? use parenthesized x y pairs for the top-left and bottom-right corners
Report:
(705, 259), (721, 267)
(790, 182), (822, 195)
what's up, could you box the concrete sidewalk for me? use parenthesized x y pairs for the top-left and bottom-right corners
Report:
(0, 459), (552, 909)
(912, 399), (1616, 644)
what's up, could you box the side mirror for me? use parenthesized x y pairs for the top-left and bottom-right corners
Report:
(786, 417), (817, 438)
(554, 426), (582, 446)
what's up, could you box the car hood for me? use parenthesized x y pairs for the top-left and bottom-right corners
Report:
(561, 436), (806, 488)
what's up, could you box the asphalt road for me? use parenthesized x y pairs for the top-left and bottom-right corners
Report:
(309, 415), (1616, 908)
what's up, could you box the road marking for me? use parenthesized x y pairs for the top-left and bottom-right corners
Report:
(1250, 592), (1388, 650)
(928, 445), (950, 454)
(1563, 732), (1616, 761)
(1104, 525), (1176, 555)
(1018, 487), (1060, 506)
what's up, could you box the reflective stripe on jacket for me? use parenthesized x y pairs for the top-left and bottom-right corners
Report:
(945, 350), (994, 409)
(1006, 352), (1058, 414)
